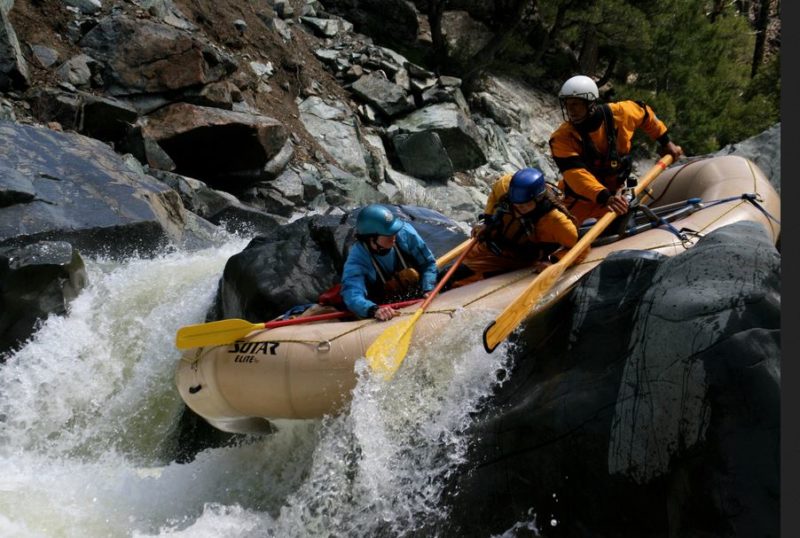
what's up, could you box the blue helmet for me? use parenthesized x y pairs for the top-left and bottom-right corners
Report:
(356, 204), (403, 236)
(508, 168), (546, 204)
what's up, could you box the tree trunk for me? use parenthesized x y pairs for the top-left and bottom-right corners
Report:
(578, 26), (599, 76)
(735, 0), (753, 16)
(532, 2), (569, 66)
(709, 0), (726, 22)
(750, 0), (771, 77)
(596, 54), (617, 88)
(428, 0), (448, 73)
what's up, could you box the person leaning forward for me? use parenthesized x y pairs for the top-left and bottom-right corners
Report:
(549, 75), (684, 225)
(341, 204), (437, 321)
(453, 167), (581, 287)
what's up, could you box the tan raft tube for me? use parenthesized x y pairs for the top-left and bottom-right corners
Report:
(176, 155), (780, 433)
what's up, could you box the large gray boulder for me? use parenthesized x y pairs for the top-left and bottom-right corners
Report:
(0, 121), (188, 257)
(318, 164), (388, 208)
(391, 102), (488, 180)
(79, 15), (236, 95)
(350, 72), (415, 118)
(299, 96), (370, 178)
(440, 10), (493, 71)
(437, 221), (779, 537)
(138, 103), (289, 190)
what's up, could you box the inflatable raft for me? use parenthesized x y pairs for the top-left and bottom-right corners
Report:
(175, 155), (780, 434)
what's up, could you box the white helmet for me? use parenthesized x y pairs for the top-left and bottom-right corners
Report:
(558, 75), (599, 102)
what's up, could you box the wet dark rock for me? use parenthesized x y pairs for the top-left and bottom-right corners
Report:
(0, 241), (87, 358)
(0, 162), (36, 207)
(438, 221), (780, 538)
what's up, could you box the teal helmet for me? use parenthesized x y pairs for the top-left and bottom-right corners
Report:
(508, 168), (546, 204)
(356, 204), (403, 236)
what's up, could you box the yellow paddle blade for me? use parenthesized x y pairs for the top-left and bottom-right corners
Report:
(175, 318), (261, 350)
(365, 309), (424, 380)
(483, 263), (566, 352)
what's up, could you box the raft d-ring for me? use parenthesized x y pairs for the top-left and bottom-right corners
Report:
(317, 340), (332, 353)
(679, 229), (702, 249)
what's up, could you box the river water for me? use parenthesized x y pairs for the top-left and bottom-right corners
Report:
(0, 232), (525, 537)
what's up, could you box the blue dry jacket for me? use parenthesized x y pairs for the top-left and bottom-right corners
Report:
(341, 223), (437, 318)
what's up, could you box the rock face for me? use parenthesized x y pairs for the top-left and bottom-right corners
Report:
(298, 97), (370, 177)
(437, 221), (780, 537)
(0, 121), (189, 257)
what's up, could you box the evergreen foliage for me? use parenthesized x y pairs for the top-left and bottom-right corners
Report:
(475, 0), (780, 154)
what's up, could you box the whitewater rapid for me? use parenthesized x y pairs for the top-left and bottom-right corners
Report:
(0, 232), (524, 537)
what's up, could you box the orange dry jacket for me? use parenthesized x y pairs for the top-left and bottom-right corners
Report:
(549, 100), (669, 203)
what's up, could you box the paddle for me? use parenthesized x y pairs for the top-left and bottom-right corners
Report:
(482, 155), (675, 353)
(366, 237), (478, 380)
(175, 298), (422, 350)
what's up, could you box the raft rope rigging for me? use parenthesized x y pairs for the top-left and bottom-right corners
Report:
(702, 192), (780, 224)
(593, 191), (779, 247)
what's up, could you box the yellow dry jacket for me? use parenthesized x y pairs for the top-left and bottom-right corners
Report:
(483, 174), (578, 260)
(549, 100), (669, 205)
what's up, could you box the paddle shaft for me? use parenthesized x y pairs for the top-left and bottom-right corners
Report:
(263, 298), (423, 329)
(482, 155), (674, 352)
(435, 238), (473, 269)
(420, 237), (477, 311)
